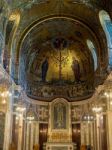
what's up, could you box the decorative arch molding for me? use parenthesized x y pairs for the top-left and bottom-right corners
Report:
(13, 15), (106, 90)
(4, 10), (21, 74)
(13, 15), (109, 101)
(51, 98), (69, 104)
(8, 10), (21, 50)
(16, 15), (101, 62)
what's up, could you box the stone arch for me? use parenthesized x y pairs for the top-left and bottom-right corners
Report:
(99, 10), (112, 67)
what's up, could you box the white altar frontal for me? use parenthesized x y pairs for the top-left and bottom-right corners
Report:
(44, 142), (77, 150)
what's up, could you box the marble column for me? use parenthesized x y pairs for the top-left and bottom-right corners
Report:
(25, 121), (39, 150)
(93, 120), (97, 150)
(26, 122), (30, 150)
(96, 114), (101, 150)
(17, 114), (24, 150)
(34, 122), (39, 145)
(81, 122), (94, 147)
(3, 94), (13, 150)
(81, 122), (86, 145)
(90, 122), (94, 147)
(3, 111), (12, 150)
(23, 121), (26, 150)
(30, 123), (34, 150)
(107, 111), (112, 150)
(69, 103), (72, 142)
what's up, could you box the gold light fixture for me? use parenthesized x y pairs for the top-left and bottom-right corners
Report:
(26, 105), (37, 122)
(82, 112), (95, 122)
(16, 102), (26, 113)
(92, 105), (103, 113)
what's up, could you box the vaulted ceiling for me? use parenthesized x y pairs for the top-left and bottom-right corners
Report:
(1, 0), (112, 101)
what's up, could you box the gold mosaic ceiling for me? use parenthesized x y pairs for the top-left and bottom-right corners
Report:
(3, 0), (112, 101)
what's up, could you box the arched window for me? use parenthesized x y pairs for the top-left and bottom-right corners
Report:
(99, 10), (112, 67)
(87, 39), (98, 71)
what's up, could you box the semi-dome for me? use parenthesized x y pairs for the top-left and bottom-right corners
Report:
(19, 17), (100, 101)
(2, 0), (109, 101)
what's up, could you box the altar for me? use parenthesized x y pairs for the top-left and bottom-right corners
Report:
(44, 99), (77, 150)
(43, 142), (77, 150)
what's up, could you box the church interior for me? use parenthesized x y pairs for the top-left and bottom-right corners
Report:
(0, 0), (112, 150)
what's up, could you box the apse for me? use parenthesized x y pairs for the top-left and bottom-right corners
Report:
(18, 17), (99, 101)
(0, 1), (112, 150)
